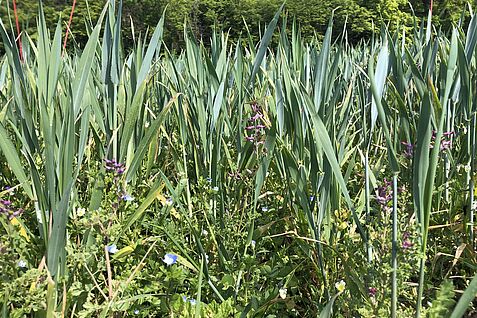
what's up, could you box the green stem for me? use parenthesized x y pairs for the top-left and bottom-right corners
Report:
(469, 112), (476, 248)
(365, 151), (373, 263)
(391, 174), (398, 318)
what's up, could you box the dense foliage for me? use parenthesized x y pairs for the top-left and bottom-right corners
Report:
(1, 1), (477, 317)
(0, 0), (475, 49)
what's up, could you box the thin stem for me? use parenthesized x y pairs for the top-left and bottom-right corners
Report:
(391, 174), (398, 318)
(12, 0), (23, 61)
(63, 0), (77, 55)
(104, 244), (114, 300)
(469, 112), (476, 248)
(416, 257), (426, 317)
(365, 151), (373, 262)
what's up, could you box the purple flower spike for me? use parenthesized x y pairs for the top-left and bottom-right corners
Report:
(376, 186), (392, 206)
(401, 141), (414, 158)
(104, 158), (126, 176)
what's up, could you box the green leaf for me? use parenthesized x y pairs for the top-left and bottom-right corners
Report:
(0, 123), (32, 199)
(450, 275), (477, 318)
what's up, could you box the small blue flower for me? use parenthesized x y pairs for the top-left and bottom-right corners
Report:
(261, 206), (268, 212)
(189, 298), (197, 306)
(182, 295), (188, 302)
(134, 309), (139, 315)
(212, 186), (219, 192)
(17, 260), (27, 268)
(122, 194), (134, 201)
(163, 253), (178, 265)
(107, 244), (118, 254)
(310, 195), (315, 202)
(251, 240), (256, 248)
(206, 177), (212, 183)
(165, 197), (173, 206)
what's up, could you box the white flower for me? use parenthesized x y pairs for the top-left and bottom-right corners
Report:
(165, 197), (173, 206)
(335, 280), (346, 292)
(77, 207), (86, 217)
(17, 260), (27, 268)
(212, 186), (219, 192)
(279, 287), (287, 299)
(122, 194), (134, 201)
(162, 253), (178, 265)
(251, 240), (256, 248)
(107, 244), (118, 254)
(202, 229), (208, 236)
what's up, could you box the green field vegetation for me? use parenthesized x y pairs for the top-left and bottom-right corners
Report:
(1, 1), (477, 317)
(0, 0), (474, 49)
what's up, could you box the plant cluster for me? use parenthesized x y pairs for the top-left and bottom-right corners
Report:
(0, 1), (477, 317)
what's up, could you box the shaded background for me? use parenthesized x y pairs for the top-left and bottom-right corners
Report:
(0, 0), (473, 50)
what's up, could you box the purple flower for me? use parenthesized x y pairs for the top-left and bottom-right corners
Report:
(402, 240), (413, 249)
(104, 158), (126, 175)
(0, 200), (12, 206)
(376, 187), (391, 206)
(401, 141), (414, 158)
(249, 113), (263, 122)
(0, 200), (23, 220)
(429, 131), (454, 151)
(368, 287), (377, 297)
(440, 140), (452, 151)
(375, 178), (393, 209)
(245, 136), (255, 142)
(245, 102), (267, 148)
(11, 209), (23, 218)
